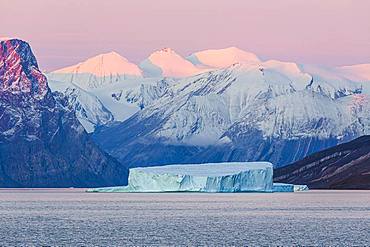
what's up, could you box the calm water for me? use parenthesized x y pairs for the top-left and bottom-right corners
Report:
(0, 189), (369, 246)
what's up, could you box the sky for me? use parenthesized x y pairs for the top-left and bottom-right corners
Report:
(1, 0), (369, 71)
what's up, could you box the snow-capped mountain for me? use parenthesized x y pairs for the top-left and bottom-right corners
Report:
(0, 39), (128, 187)
(48, 50), (187, 130)
(93, 60), (369, 168)
(47, 75), (177, 132)
(187, 47), (260, 69)
(337, 64), (370, 81)
(47, 45), (369, 169)
(48, 51), (142, 90)
(140, 48), (205, 77)
(47, 47), (263, 130)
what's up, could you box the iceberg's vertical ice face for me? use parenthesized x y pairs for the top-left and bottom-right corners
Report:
(273, 183), (294, 192)
(89, 162), (274, 193)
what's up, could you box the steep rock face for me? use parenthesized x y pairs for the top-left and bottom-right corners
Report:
(0, 39), (48, 98)
(274, 135), (370, 189)
(0, 39), (128, 187)
(93, 62), (368, 168)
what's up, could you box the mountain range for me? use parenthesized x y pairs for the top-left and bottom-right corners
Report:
(46, 47), (370, 169)
(1, 37), (369, 187)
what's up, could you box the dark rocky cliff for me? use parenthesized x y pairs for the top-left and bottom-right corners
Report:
(274, 135), (370, 189)
(0, 39), (128, 187)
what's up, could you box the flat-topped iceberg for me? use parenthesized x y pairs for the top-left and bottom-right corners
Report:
(89, 162), (274, 193)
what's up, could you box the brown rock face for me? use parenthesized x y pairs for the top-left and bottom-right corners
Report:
(274, 135), (370, 189)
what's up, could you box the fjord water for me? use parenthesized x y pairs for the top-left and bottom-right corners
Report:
(0, 190), (369, 245)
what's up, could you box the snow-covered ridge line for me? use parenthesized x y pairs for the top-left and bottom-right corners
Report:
(52, 51), (142, 77)
(139, 47), (207, 77)
(187, 46), (260, 69)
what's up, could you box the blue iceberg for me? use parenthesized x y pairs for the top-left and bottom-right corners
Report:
(273, 183), (309, 192)
(88, 162), (308, 193)
(89, 162), (274, 192)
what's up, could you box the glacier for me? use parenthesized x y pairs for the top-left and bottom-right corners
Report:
(88, 162), (308, 193)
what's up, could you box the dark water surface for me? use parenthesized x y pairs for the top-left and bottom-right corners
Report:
(0, 189), (369, 246)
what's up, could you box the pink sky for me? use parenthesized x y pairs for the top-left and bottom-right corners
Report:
(1, 0), (369, 71)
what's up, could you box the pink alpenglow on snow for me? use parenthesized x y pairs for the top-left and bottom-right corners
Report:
(52, 51), (142, 77)
(337, 64), (370, 81)
(140, 48), (206, 78)
(187, 47), (260, 69)
(0, 37), (16, 41)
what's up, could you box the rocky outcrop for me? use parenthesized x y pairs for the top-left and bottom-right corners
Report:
(0, 39), (128, 187)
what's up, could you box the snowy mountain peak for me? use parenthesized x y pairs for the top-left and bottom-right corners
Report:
(156, 47), (176, 54)
(187, 47), (260, 69)
(94, 51), (128, 61)
(140, 48), (205, 78)
(0, 37), (15, 41)
(52, 51), (142, 77)
(49, 51), (143, 90)
(0, 39), (49, 98)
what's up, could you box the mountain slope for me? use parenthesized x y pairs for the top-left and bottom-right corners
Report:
(0, 39), (128, 187)
(48, 80), (114, 132)
(140, 48), (205, 77)
(274, 135), (370, 189)
(93, 61), (368, 168)
(48, 52), (142, 90)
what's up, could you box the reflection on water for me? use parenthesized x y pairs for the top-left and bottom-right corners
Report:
(0, 189), (369, 245)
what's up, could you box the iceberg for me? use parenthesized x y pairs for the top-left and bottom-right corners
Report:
(272, 183), (309, 192)
(293, 184), (309, 191)
(273, 183), (294, 192)
(88, 162), (274, 193)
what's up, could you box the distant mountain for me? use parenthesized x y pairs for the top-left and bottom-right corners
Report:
(48, 51), (142, 90)
(274, 135), (370, 189)
(337, 64), (370, 82)
(187, 47), (260, 69)
(140, 48), (205, 77)
(0, 39), (128, 187)
(46, 46), (370, 170)
(93, 61), (369, 168)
